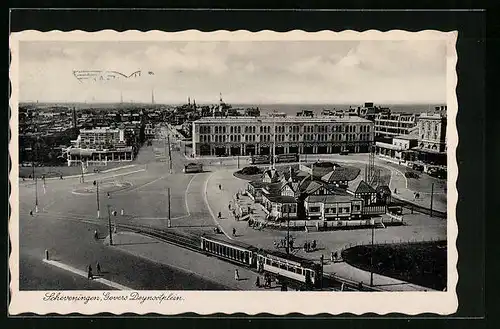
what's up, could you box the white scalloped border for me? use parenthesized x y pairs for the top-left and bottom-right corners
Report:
(8, 29), (459, 316)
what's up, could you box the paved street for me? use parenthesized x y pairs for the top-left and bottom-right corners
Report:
(17, 124), (447, 290)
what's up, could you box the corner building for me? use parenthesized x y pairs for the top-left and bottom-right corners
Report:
(192, 116), (374, 156)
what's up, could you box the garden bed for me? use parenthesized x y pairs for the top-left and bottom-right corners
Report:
(341, 241), (447, 290)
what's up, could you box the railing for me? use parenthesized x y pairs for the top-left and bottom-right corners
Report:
(391, 197), (447, 219)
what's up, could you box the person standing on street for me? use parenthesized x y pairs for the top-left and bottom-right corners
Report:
(88, 265), (93, 280)
(232, 227), (236, 236)
(96, 262), (101, 275)
(234, 269), (239, 281)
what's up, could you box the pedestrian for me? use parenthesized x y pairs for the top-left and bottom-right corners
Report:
(96, 262), (101, 275)
(358, 281), (363, 291)
(94, 230), (98, 240)
(331, 251), (335, 262)
(232, 227), (236, 236)
(29, 210), (33, 216)
(311, 240), (317, 250)
(255, 276), (260, 288)
(218, 211), (221, 219)
(228, 204), (231, 211)
(234, 269), (239, 281)
(107, 192), (110, 199)
(218, 184), (221, 190)
(305, 226), (308, 233)
(88, 265), (93, 280)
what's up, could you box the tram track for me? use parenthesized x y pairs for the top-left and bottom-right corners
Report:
(22, 210), (375, 291)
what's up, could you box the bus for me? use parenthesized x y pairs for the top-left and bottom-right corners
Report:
(274, 153), (299, 163)
(183, 163), (203, 173)
(250, 155), (270, 165)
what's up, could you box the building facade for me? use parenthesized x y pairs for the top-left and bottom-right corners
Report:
(374, 112), (418, 138)
(417, 111), (447, 153)
(66, 127), (133, 166)
(192, 116), (374, 156)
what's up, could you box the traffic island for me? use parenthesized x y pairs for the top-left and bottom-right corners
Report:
(72, 181), (134, 195)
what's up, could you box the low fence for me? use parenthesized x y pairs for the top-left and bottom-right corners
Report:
(339, 237), (446, 255)
(248, 215), (404, 232)
(391, 197), (447, 219)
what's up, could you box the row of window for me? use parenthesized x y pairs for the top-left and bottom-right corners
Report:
(261, 257), (307, 275)
(308, 205), (361, 213)
(199, 124), (372, 134)
(204, 240), (250, 263)
(200, 133), (372, 143)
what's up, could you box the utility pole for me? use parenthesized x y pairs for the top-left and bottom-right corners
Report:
(167, 187), (172, 228)
(107, 205), (113, 245)
(430, 182), (434, 218)
(370, 222), (374, 287)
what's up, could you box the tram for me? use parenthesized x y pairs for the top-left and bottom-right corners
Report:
(250, 155), (271, 165)
(274, 153), (299, 163)
(183, 163), (203, 173)
(200, 235), (322, 289)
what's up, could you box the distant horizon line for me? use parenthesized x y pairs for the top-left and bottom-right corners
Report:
(19, 101), (446, 106)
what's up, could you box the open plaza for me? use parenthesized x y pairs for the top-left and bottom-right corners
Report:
(19, 123), (447, 291)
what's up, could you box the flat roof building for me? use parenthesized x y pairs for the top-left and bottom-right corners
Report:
(192, 115), (374, 157)
(374, 112), (418, 138)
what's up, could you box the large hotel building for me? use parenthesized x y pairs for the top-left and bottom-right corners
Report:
(192, 115), (374, 157)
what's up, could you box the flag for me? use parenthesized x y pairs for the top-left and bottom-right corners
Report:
(148, 71), (155, 75)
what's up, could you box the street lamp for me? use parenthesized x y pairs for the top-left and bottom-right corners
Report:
(370, 220), (374, 287)
(107, 204), (115, 245)
(93, 180), (100, 218)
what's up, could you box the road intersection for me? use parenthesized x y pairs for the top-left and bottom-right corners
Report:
(17, 124), (447, 290)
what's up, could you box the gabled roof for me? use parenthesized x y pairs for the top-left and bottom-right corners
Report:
(349, 180), (376, 194)
(321, 166), (361, 183)
(263, 168), (281, 183)
(262, 194), (297, 204)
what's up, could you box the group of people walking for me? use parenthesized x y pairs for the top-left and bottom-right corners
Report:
(303, 240), (317, 252)
(87, 262), (102, 280)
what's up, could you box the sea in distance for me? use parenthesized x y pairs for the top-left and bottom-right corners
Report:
(232, 103), (446, 116)
(22, 102), (445, 116)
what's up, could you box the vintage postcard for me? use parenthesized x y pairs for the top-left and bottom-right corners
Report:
(9, 30), (458, 315)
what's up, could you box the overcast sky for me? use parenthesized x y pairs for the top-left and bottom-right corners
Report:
(19, 40), (448, 104)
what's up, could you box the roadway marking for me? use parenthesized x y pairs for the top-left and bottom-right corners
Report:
(203, 171), (233, 240)
(117, 174), (168, 194)
(183, 175), (196, 218)
(42, 259), (133, 290)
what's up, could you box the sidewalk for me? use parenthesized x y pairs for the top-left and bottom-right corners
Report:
(323, 262), (432, 291)
(109, 231), (279, 291)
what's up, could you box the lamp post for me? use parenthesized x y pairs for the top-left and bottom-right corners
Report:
(286, 210), (290, 255)
(167, 187), (171, 228)
(430, 183), (434, 218)
(32, 139), (39, 213)
(167, 134), (173, 174)
(93, 180), (100, 218)
(370, 221), (374, 287)
(107, 205), (113, 246)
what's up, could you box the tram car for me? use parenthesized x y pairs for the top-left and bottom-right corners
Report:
(200, 235), (322, 289)
(250, 155), (271, 165)
(274, 153), (299, 163)
(183, 163), (203, 173)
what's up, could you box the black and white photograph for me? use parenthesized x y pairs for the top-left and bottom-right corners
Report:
(9, 30), (458, 315)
